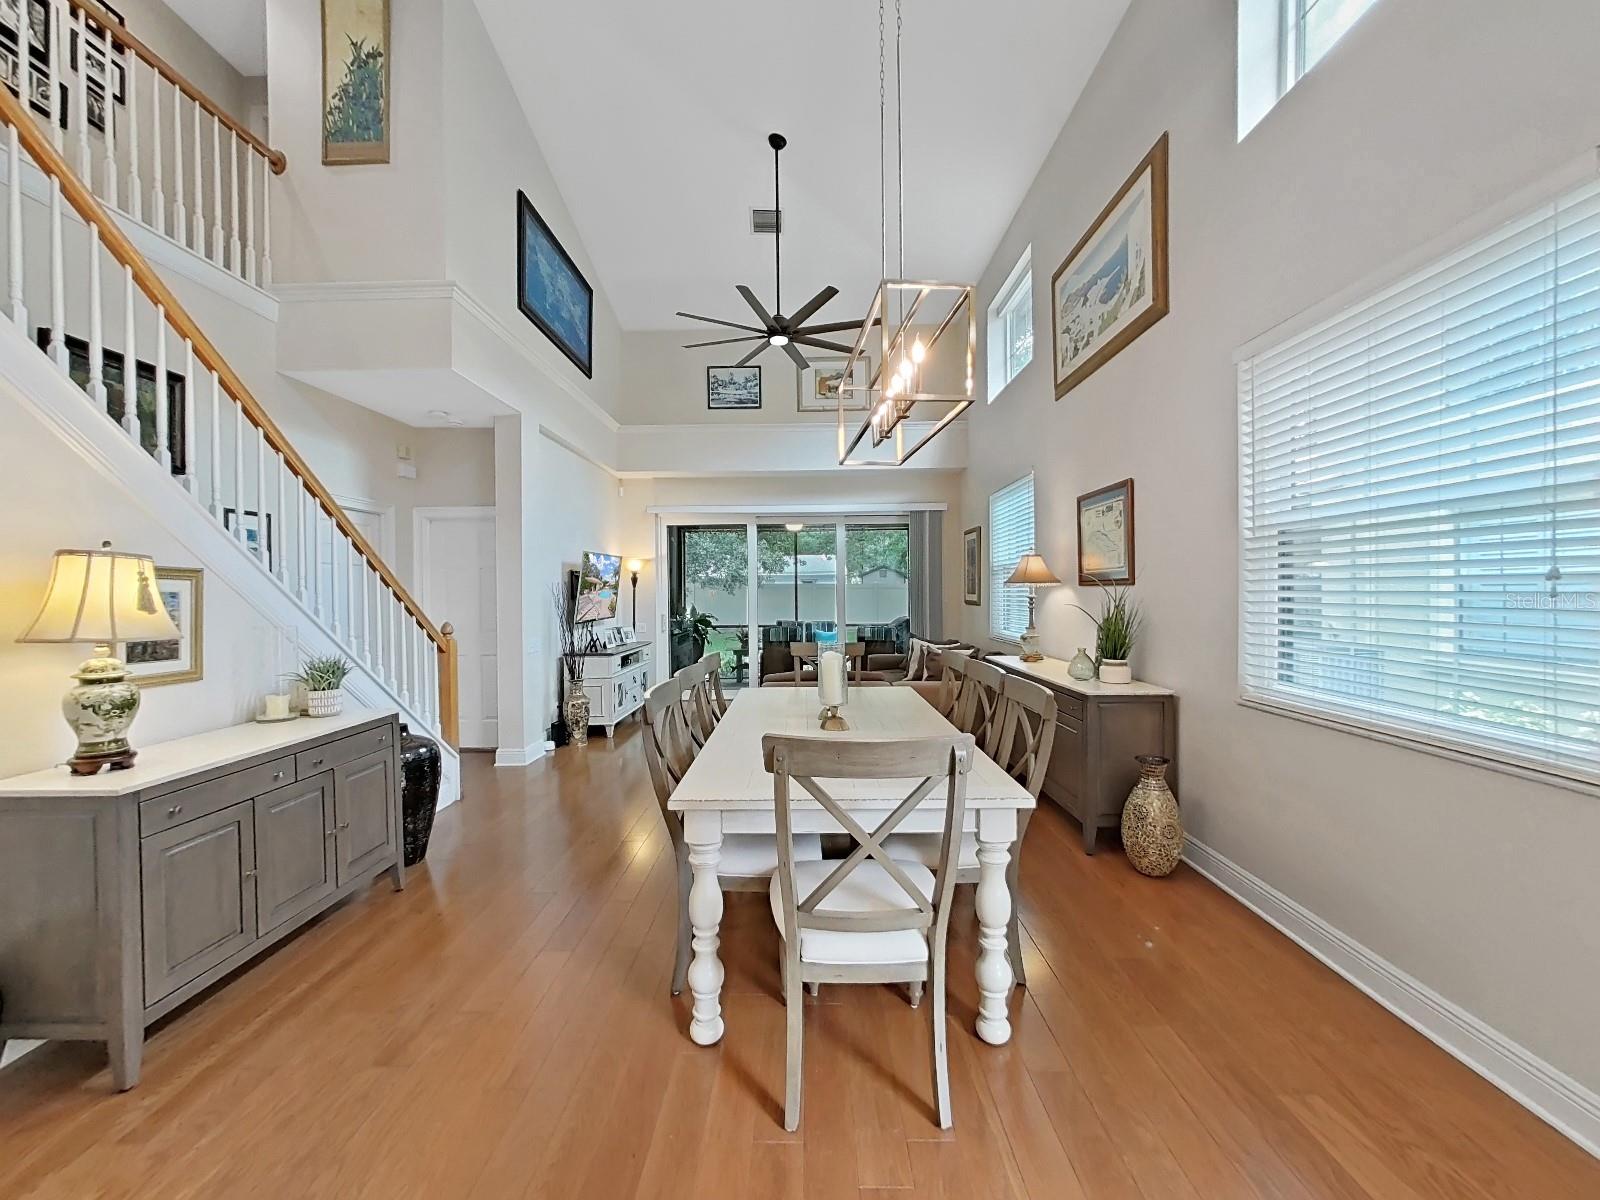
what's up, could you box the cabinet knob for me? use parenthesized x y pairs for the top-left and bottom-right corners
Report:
(325, 829), (337, 838)
(337, 821), (351, 831)
(272, 770), (285, 782)
(309, 757), (324, 768)
(244, 869), (258, 879)
(168, 804), (183, 817)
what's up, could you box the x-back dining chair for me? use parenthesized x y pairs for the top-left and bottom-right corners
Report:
(673, 661), (717, 749)
(885, 672), (1057, 986)
(790, 641), (867, 682)
(699, 651), (731, 717)
(953, 658), (1008, 756)
(642, 681), (821, 997)
(764, 732), (976, 1131)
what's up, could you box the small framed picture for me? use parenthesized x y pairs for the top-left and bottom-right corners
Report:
(1077, 478), (1135, 586)
(707, 365), (761, 410)
(0, 0), (50, 62)
(70, 30), (127, 104)
(797, 355), (870, 412)
(963, 526), (982, 606)
(123, 567), (203, 686)
(223, 508), (275, 571)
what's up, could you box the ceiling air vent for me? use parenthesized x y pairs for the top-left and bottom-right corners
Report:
(750, 207), (782, 235)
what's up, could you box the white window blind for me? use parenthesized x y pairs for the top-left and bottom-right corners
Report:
(1239, 176), (1600, 786)
(989, 474), (1036, 641)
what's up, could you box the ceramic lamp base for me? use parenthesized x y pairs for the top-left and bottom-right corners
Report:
(63, 645), (141, 775)
(1019, 626), (1044, 663)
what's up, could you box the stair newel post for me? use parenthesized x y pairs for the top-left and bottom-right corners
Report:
(99, 20), (116, 211)
(7, 119), (24, 330)
(439, 623), (459, 746)
(48, 178), (64, 369)
(87, 222), (105, 412)
(120, 265), (136, 439)
(260, 157), (272, 285)
(154, 308), (170, 473)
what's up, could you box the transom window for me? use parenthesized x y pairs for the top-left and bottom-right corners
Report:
(989, 474), (1036, 642)
(1237, 175), (1600, 786)
(986, 248), (1033, 399)
(1284, 0), (1381, 86)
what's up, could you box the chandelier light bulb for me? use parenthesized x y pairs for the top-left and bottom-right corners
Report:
(911, 336), (926, 364)
(897, 357), (913, 381)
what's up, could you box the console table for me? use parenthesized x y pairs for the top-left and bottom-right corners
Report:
(578, 639), (652, 737)
(990, 655), (1177, 854)
(0, 709), (403, 1089)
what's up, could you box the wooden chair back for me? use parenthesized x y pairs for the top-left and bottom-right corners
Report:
(789, 641), (867, 681)
(673, 662), (716, 748)
(763, 734), (974, 946)
(924, 650), (969, 719)
(954, 658), (1008, 756)
(641, 678), (697, 816)
(696, 652), (728, 722)
(995, 676), (1058, 799)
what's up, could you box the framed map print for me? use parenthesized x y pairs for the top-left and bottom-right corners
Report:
(1077, 478), (1134, 586)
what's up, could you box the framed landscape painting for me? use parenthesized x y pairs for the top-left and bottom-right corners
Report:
(797, 355), (870, 412)
(963, 526), (982, 606)
(1052, 132), (1168, 398)
(322, 0), (389, 165)
(707, 365), (761, 410)
(122, 567), (203, 686)
(518, 190), (595, 377)
(1077, 477), (1135, 586)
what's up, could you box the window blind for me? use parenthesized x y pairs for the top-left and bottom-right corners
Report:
(989, 474), (1036, 640)
(1239, 176), (1600, 786)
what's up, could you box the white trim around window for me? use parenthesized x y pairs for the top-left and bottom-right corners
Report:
(986, 247), (1034, 401)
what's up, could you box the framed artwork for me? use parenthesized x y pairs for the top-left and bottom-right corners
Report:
(517, 190), (594, 378)
(0, 0), (51, 62)
(1052, 132), (1169, 399)
(321, 0), (390, 165)
(706, 365), (761, 410)
(37, 329), (188, 476)
(797, 355), (870, 412)
(1077, 478), (1135, 586)
(963, 526), (982, 606)
(123, 566), (203, 686)
(224, 508), (275, 572)
(70, 29), (128, 103)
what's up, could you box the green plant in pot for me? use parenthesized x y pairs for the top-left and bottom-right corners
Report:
(672, 605), (717, 662)
(1068, 584), (1142, 685)
(292, 654), (354, 717)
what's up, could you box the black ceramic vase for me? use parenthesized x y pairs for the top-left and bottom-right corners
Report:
(399, 723), (442, 867)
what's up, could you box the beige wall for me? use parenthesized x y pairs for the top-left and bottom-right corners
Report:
(619, 331), (840, 427)
(958, 0), (1600, 1091)
(116, 0), (261, 124)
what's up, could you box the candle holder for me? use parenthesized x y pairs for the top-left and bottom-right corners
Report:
(819, 704), (849, 732)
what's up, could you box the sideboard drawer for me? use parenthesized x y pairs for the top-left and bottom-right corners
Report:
(140, 757), (295, 837)
(1055, 692), (1086, 722)
(295, 723), (394, 778)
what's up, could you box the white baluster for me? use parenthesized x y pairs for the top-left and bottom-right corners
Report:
(297, 480), (309, 603)
(47, 0), (62, 154)
(150, 61), (163, 236)
(232, 398), (245, 541)
(191, 99), (203, 252)
(362, 564), (372, 666)
(275, 453), (287, 583)
(371, 575), (384, 680)
(331, 529), (343, 638)
(126, 51), (140, 221)
(120, 266), (136, 439)
(314, 507), (327, 623)
(399, 609), (410, 705)
(228, 135), (240, 274)
(210, 117), (222, 268)
(171, 82), (185, 242)
(100, 22), (116, 211)
(182, 338), (196, 491)
(8, 122), (25, 330)
(349, 536), (361, 658)
(48, 179), (65, 369)
(255, 424), (266, 563)
(244, 152), (255, 286)
(154, 312), (170, 472)
(88, 223), (105, 412)
(73, 9), (89, 182)
(260, 164), (272, 285)
(209, 368), (222, 515)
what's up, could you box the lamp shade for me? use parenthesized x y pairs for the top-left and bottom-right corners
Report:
(626, 558), (644, 574)
(1005, 553), (1061, 587)
(17, 544), (181, 645)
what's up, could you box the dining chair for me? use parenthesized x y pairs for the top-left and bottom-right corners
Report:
(699, 651), (731, 717)
(906, 649), (967, 719)
(884, 673), (1057, 987)
(789, 641), (867, 682)
(641, 681), (822, 998)
(673, 661), (717, 748)
(764, 732), (975, 1131)
(953, 658), (1008, 756)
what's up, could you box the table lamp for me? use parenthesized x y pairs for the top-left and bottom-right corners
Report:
(17, 542), (181, 775)
(1005, 552), (1060, 663)
(626, 558), (643, 629)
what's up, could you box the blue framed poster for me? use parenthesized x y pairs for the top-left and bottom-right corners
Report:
(517, 190), (594, 378)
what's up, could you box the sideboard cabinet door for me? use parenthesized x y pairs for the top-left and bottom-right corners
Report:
(334, 749), (395, 886)
(254, 776), (337, 934)
(140, 802), (258, 1003)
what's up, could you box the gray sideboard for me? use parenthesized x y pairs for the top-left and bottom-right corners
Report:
(990, 655), (1178, 854)
(0, 709), (404, 1090)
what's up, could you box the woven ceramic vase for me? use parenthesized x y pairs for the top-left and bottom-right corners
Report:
(1121, 755), (1182, 877)
(564, 691), (591, 748)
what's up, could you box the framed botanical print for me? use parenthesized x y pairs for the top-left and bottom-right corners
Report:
(123, 566), (203, 686)
(1077, 478), (1135, 586)
(518, 190), (595, 377)
(322, 0), (390, 165)
(223, 508), (274, 572)
(797, 355), (870, 412)
(1052, 133), (1169, 398)
(706, 365), (761, 410)
(963, 525), (982, 606)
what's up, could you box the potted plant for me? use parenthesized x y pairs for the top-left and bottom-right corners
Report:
(1068, 584), (1143, 685)
(292, 654), (354, 716)
(551, 584), (590, 747)
(671, 605), (717, 663)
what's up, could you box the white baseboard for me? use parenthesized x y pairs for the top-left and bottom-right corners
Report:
(1184, 837), (1600, 1160)
(494, 741), (551, 768)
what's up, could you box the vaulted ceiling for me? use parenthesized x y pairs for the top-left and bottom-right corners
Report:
(165, 0), (267, 76)
(473, 0), (1132, 331)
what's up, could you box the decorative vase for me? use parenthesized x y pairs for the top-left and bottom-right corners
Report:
(1067, 647), (1095, 681)
(305, 688), (344, 717)
(399, 723), (442, 867)
(63, 650), (142, 774)
(1098, 659), (1132, 685)
(564, 688), (591, 748)
(1122, 755), (1183, 877)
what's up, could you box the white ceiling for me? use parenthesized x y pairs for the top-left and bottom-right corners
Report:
(165, 0), (266, 77)
(474, 0), (1132, 332)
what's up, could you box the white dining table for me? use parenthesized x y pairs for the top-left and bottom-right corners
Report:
(668, 685), (1035, 1048)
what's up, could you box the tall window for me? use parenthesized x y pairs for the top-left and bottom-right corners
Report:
(1238, 176), (1600, 786)
(1237, 0), (1381, 139)
(989, 475), (1036, 641)
(1284, 0), (1381, 85)
(845, 525), (911, 629)
(986, 248), (1033, 399)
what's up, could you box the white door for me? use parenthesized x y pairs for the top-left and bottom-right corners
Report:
(418, 511), (498, 749)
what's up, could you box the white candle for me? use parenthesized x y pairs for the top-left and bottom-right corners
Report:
(818, 651), (845, 707)
(264, 693), (291, 720)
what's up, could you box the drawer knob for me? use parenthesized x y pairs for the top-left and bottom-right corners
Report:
(309, 757), (324, 768)
(168, 804), (183, 817)
(379, 734), (389, 744)
(337, 821), (351, 831)
(325, 829), (337, 839)
(272, 770), (285, 782)
(244, 869), (258, 879)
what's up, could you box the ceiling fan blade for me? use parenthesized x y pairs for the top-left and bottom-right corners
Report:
(791, 318), (876, 336)
(736, 341), (769, 367)
(675, 311), (768, 334)
(683, 334), (767, 349)
(790, 335), (856, 354)
(784, 285), (839, 329)
(781, 340), (810, 371)
(736, 285), (778, 330)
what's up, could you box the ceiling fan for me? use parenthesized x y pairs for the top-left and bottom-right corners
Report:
(676, 133), (862, 370)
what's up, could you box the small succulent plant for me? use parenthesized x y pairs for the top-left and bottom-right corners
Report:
(291, 654), (354, 693)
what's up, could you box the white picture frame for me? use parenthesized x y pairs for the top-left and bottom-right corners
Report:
(797, 355), (871, 412)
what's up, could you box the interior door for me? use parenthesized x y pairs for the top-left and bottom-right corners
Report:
(420, 511), (498, 749)
(334, 750), (396, 886)
(253, 776), (337, 934)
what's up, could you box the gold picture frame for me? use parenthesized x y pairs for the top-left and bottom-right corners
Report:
(122, 566), (203, 687)
(1051, 132), (1169, 399)
(321, 0), (390, 166)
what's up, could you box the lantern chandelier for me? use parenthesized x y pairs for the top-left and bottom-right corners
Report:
(837, 0), (976, 467)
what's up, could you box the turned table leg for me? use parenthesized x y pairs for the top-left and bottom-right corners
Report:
(683, 812), (725, 1046)
(974, 813), (1016, 1046)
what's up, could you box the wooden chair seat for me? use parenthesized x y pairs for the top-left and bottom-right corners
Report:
(769, 859), (936, 966)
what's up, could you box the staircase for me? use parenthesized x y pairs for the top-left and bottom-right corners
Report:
(0, 17), (461, 793)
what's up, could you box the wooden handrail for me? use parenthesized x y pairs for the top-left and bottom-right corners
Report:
(0, 82), (442, 652)
(67, 0), (286, 175)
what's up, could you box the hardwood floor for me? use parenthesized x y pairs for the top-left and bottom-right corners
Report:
(1, 726), (1595, 1199)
